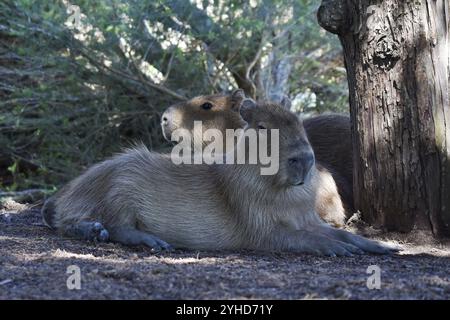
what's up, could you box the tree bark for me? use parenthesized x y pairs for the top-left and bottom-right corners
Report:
(318, 0), (450, 236)
(260, 33), (293, 102)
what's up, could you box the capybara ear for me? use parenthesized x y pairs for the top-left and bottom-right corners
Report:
(239, 98), (257, 122)
(269, 93), (292, 110)
(231, 89), (246, 111)
(280, 95), (292, 110)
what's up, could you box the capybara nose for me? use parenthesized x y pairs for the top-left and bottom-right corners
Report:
(302, 152), (315, 173)
(161, 108), (175, 141)
(289, 152), (314, 168)
(288, 157), (300, 166)
(162, 106), (177, 127)
(288, 152), (315, 186)
(161, 112), (170, 126)
(288, 155), (308, 168)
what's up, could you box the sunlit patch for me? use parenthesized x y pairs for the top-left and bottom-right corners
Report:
(156, 256), (241, 265)
(50, 249), (127, 264)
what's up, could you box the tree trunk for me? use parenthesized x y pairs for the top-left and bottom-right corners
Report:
(260, 49), (293, 103)
(318, 0), (450, 236)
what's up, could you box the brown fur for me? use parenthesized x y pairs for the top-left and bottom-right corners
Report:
(42, 98), (395, 255)
(303, 114), (353, 212)
(162, 91), (347, 227)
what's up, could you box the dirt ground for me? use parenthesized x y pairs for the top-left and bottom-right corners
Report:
(1, 200), (449, 300)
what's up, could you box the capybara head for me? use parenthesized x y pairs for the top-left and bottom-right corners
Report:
(161, 89), (315, 188)
(239, 100), (315, 187)
(161, 89), (247, 143)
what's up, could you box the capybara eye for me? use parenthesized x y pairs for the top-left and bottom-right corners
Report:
(201, 102), (213, 110)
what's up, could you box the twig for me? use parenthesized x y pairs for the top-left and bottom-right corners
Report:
(78, 47), (186, 101)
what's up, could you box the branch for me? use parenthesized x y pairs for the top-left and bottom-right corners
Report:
(77, 48), (186, 101)
(317, 0), (351, 35)
(245, 29), (268, 82)
(0, 189), (47, 204)
(161, 0), (230, 61)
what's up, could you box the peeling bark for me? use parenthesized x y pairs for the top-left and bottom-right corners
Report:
(260, 51), (292, 102)
(318, 0), (450, 236)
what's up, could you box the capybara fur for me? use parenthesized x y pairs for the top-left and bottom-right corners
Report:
(162, 90), (348, 226)
(42, 93), (395, 255)
(303, 114), (353, 212)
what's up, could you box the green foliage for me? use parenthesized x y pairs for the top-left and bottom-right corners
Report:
(0, 0), (348, 191)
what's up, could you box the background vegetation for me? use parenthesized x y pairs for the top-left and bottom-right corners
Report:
(0, 0), (348, 192)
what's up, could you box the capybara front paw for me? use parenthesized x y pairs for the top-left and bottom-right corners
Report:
(91, 222), (109, 242)
(141, 234), (173, 252)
